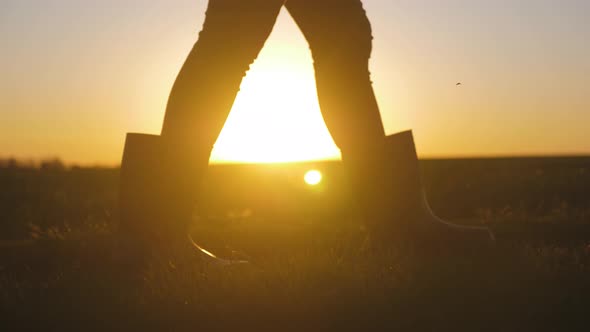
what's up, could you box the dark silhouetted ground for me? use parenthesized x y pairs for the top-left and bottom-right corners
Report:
(1, 157), (589, 331)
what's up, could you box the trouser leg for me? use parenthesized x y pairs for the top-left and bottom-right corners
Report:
(285, 2), (495, 247)
(286, 0), (385, 153)
(120, 0), (283, 260)
(161, 0), (285, 149)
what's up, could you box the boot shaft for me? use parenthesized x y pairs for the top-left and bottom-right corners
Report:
(118, 133), (210, 248)
(341, 131), (424, 230)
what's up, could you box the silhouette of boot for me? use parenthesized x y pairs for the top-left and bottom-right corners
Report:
(342, 130), (494, 250)
(117, 133), (210, 262)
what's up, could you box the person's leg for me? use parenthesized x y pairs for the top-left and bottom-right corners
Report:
(286, 0), (493, 247)
(285, 0), (385, 153)
(161, 0), (285, 149)
(119, 0), (284, 260)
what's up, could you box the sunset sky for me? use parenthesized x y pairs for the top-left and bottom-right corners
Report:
(1, 0), (589, 165)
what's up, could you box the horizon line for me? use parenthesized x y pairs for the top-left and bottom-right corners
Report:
(2, 153), (590, 169)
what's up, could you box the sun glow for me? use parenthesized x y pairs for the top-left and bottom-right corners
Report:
(210, 61), (340, 164)
(209, 12), (341, 164)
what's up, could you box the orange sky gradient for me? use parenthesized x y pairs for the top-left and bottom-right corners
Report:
(1, 0), (589, 165)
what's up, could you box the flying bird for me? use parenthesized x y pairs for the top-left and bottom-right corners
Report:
(456, 82), (462, 86)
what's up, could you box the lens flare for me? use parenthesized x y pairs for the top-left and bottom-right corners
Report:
(304, 170), (323, 186)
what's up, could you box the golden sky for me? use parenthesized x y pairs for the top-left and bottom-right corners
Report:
(1, 0), (589, 165)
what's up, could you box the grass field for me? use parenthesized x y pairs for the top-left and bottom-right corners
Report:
(1, 157), (589, 331)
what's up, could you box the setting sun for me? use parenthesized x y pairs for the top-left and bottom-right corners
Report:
(210, 62), (339, 164)
(207, 14), (341, 164)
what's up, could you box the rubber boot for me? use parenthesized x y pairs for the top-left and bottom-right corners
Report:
(341, 130), (494, 250)
(117, 133), (210, 263)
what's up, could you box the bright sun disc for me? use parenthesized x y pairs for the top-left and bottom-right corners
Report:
(304, 170), (323, 186)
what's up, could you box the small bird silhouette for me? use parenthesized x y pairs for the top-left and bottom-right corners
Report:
(456, 82), (462, 86)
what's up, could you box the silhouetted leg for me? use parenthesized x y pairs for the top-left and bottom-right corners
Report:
(161, 0), (285, 149)
(119, 0), (284, 263)
(287, 1), (494, 248)
(285, 0), (385, 153)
